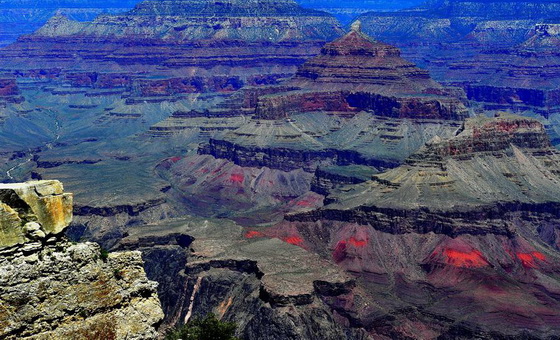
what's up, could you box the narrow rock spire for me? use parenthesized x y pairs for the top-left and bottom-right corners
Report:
(351, 20), (362, 33)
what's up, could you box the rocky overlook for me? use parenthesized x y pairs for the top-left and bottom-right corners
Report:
(0, 180), (164, 339)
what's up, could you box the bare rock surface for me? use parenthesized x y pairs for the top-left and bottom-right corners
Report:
(116, 215), (366, 339)
(267, 114), (560, 338)
(0, 180), (164, 339)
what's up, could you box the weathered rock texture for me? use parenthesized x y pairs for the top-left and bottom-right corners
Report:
(0, 180), (164, 339)
(291, 114), (560, 233)
(269, 114), (560, 338)
(0, 0), (139, 46)
(193, 28), (467, 183)
(356, 0), (560, 119)
(0, 180), (72, 247)
(254, 27), (468, 120)
(114, 216), (369, 339)
(0, 0), (343, 72)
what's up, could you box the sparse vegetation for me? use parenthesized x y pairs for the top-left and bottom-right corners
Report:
(165, 314), (240, 340)
(99, 247), (110, 262)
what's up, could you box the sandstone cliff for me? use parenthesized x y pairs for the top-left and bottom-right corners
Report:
(0, 180), (164, 339)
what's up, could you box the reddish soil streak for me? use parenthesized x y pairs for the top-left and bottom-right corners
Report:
(230, 174), (244, 184)
(245, 231), (265, 239)
(443, 248), (489, 268)
(517, 252), (546, 267)
(283, 236), (304, 246)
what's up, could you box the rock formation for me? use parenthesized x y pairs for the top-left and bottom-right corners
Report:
(193, 28), (466, 175)
(356, 0), (560, 121)
(114, 215), (367, 339)
(156, 28), (466, 221)
(0, 180), (164, 339)
(254, 27), (468, 120)
(291, 113), (560, 233)
(0, 0), (343, 72)
(0, 0), (139, 47)
(271, 114), (560, 338)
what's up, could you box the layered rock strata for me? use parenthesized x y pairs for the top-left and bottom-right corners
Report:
(254, 27), (468, 120)
(0, 0), (343, 72)
(196, 28), (467, 175)
(356, 0), (560, 117)
(0, 180), (164, 339)
(114, 216), (369, 339)
(269, 114), (560, 338)
(290, 114), (560, 235)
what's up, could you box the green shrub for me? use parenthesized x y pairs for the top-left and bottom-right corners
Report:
(99, 247), (110, 262)
(165, 314), (239, 340)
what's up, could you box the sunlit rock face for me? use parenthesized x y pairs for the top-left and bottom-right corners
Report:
(0, 180), (72, 247)
(253, 27), (468, 120)
(0, 0), (140, 47)
(113, 215), (368, 339)
(156, 27), (467, 222)
(0, 180), (164, 339)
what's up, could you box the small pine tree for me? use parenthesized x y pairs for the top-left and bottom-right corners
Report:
(165, 314), (239, 340)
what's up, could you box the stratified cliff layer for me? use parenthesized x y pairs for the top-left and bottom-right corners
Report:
(271, 114), (560, 338)
(291, 114), (560, 233)
(356, 0), (560, 120)
(0, 0), (139, 47)
(0, 0), (343, 72)
(155, 27), (466, 222)
(0, 180), (164, 339)
(254, 27), (468, 120)
(114, 216), (368, 339)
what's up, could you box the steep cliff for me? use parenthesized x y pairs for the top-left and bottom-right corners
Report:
(0, 180), (164, 339)
(192, 28), (466, 179)
(0, 0), (343, 72)
(254, 27), (468, 120)
(270, 114), (560, 338)
(0, 0), (139, 47)
(114, 215), (369, 339)
(291, 114), (560, 232)
(356, 0), (560, 118)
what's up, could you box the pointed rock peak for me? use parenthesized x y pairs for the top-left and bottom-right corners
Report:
(351, 20), (362, 33)
(50, 10), (71, 20)
(321, 27), (400, 57)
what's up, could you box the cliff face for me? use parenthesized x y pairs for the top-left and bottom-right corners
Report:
(356, 0), (560, 119)
(253, 29), (468, 120)
(114, 215), (369, 339)
(268, 114), (560, 338)
(189, 28), (466, 183)
(0, 180), (164, 339)
(0, 0), (139, 47)
(0, 0), (343, 73)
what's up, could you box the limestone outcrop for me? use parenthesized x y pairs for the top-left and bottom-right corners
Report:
(0, 180), (164, 339)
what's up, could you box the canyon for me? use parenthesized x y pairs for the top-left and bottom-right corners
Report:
(357, 0), (560, 143)
(1, 0), (560, 338)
